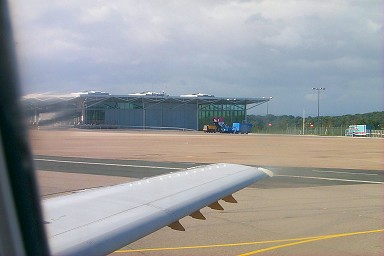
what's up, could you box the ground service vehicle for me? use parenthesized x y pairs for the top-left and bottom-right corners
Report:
(345, 125), (370, 136)
(203, 125), (217, 133)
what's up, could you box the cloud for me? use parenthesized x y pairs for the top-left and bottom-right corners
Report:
(9, 0), (383, 116)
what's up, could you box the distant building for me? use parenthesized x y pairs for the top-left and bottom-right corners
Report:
(22, 91), (272, 130)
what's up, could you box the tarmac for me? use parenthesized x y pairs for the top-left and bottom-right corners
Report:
(30, 129), (384, 255)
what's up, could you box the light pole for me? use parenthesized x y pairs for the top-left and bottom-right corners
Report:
(312, 87), (325, 133)
(264, 96), (273, 116)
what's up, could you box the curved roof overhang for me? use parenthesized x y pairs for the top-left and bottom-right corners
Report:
(22, 93), (272, 110)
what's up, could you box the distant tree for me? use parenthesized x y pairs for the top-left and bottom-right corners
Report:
(247, 111), (384, 131)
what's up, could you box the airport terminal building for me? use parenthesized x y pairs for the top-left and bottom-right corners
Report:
(23, 91), (271, 130)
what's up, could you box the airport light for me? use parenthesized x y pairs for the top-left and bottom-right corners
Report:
(263, 97), (273, 116)
(312, 87), (325, 132)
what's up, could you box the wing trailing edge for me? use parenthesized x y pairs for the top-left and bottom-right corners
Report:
(43, 163), (272, 256)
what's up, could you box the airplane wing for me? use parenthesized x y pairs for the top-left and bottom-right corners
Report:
(43, 164), (273, 255)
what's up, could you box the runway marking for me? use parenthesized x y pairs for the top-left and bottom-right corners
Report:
(35, 158), (183, 170)
(116, 237), (315, 253)
(239, 229), (384, 256)
(275, 174), (383, 184)
(115, 229), (384, 254)
(312, 170), (379, 176)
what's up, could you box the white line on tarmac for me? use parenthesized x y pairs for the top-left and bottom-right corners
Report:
(311, 170), (379, 176)
(275, 175), (383, 184)
(35, 158), (183, 170)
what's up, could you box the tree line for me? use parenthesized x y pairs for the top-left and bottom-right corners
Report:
(247, 111), (384, 131)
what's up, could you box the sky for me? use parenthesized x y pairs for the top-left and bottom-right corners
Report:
(9, 0), (383, 116)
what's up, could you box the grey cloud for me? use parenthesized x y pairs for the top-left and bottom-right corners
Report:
(10, 0), (383, 115)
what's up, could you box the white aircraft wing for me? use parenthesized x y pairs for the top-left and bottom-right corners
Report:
(43, 163), (272, 255)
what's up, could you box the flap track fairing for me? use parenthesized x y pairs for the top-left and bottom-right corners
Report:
(222, 194), (237, 203)
(168, 221), (185, 231)
(208, 201), (224, 210)
(189, 210), (206, 220)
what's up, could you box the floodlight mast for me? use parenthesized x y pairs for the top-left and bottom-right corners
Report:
(312, 87), (325, 133)
(264, 96), (273, 115)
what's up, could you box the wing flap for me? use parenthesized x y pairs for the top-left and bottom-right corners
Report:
(43, 163), (272, 255)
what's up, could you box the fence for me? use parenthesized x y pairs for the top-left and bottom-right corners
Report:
(369, 130), (384, 138)
(253, 126), (384, 137)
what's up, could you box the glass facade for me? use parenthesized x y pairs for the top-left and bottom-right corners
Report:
(86, 110), (105, 124)
(198, 104), (246, 129)
(85, 99), (143, 124)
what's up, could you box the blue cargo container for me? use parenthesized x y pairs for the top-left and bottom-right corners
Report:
(220, 124), (233, 133)
(232, 123), (252, 134)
